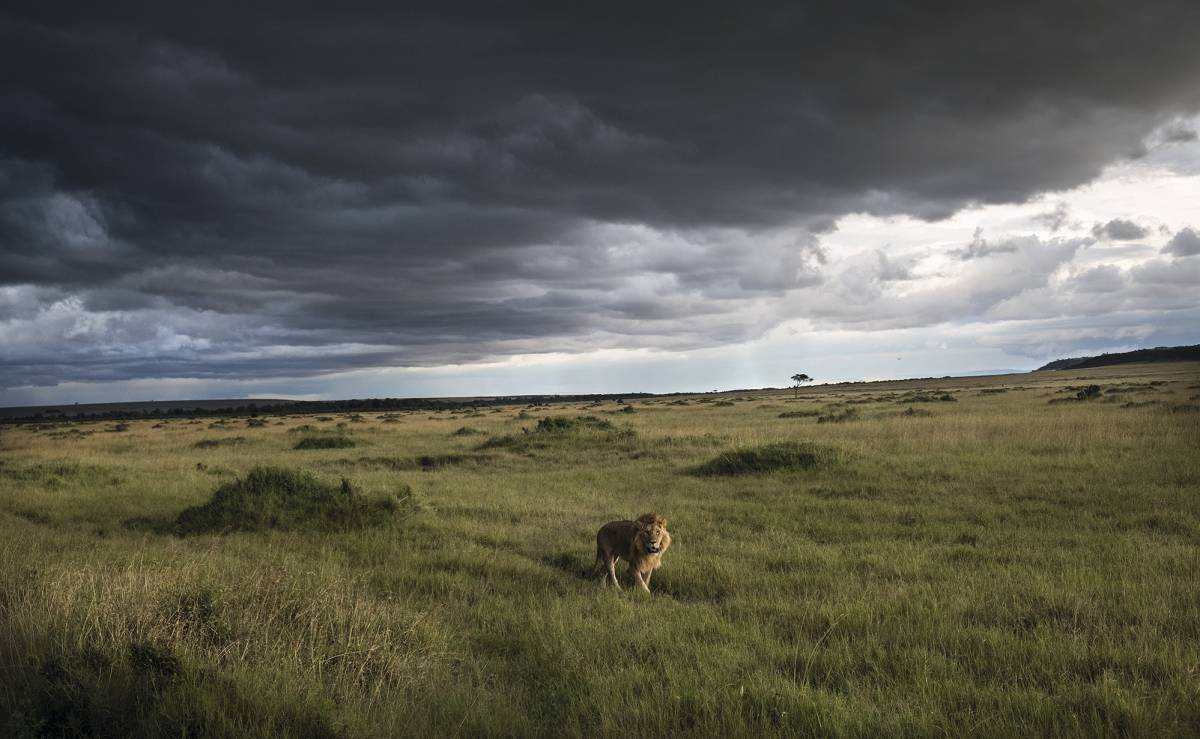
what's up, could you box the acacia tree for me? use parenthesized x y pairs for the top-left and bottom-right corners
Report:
(790, 373), (812, 398)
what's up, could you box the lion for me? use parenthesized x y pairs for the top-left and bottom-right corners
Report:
(594, 513), (672, 592)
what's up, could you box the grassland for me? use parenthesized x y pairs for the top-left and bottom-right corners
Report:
(1, 362), (1198, 738)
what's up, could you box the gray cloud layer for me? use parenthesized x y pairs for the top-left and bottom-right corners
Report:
(3, 3), (1200, 390)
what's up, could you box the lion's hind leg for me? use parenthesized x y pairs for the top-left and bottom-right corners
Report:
(604, 553), (621, 589)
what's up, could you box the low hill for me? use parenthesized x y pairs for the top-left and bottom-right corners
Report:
(1037, 344), (1200, 371)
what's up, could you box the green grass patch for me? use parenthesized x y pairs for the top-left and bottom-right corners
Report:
(293, 436), (357, 450)
(778, 409), (820, 419)
(171, 467), (413, 535)
(695, 441), (840, 475)
(817, 408), (860, 424)
(194, 437), (247, 449)
(479, 415), (632, 454)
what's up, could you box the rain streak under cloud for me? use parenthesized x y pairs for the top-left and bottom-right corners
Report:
(2, 3), (1200, 404)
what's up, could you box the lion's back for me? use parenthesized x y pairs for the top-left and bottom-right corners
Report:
(597, 519), (637, 550)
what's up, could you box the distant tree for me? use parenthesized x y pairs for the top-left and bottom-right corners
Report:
(790, 373), (812, 398)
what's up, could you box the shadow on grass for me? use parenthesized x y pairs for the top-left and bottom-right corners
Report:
(540, 550), (596, 582)
(4, 637), (339, 739)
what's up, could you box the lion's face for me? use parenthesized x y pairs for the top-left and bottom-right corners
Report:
(636, 515), (669, 555)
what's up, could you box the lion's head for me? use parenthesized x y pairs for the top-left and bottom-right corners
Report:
(635, 513), (669, 555)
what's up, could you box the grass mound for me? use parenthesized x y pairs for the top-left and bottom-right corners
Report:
(172, 467), (412, 535)
(696, 441), (838, 475)
(194, 436), (246, 449)
(294, 436), (356, 450)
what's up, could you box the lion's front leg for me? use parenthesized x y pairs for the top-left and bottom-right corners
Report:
(632, 569), (651, 593)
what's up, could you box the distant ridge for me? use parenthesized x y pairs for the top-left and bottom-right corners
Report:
(1036, 344), (1200, 371)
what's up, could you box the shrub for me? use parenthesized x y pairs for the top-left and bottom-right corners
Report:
(172, 467), (412, 535)
(294, 436), (356, 450)
(696, 442), (838, 475)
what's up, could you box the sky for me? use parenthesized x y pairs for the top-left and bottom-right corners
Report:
(2, 3), (1199, 405)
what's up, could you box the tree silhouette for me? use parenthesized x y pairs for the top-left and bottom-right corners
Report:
(790, 373), (812, 398)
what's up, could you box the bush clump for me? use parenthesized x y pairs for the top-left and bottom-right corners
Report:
(294, 436), (357, 450)
(696, 441), (838, 475)
(172, 467), (411, 535)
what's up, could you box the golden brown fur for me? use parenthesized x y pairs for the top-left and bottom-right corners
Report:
(594, 513), (672, 593)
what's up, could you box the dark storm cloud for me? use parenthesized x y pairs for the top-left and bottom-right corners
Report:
(3, 2), (1200, 389)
